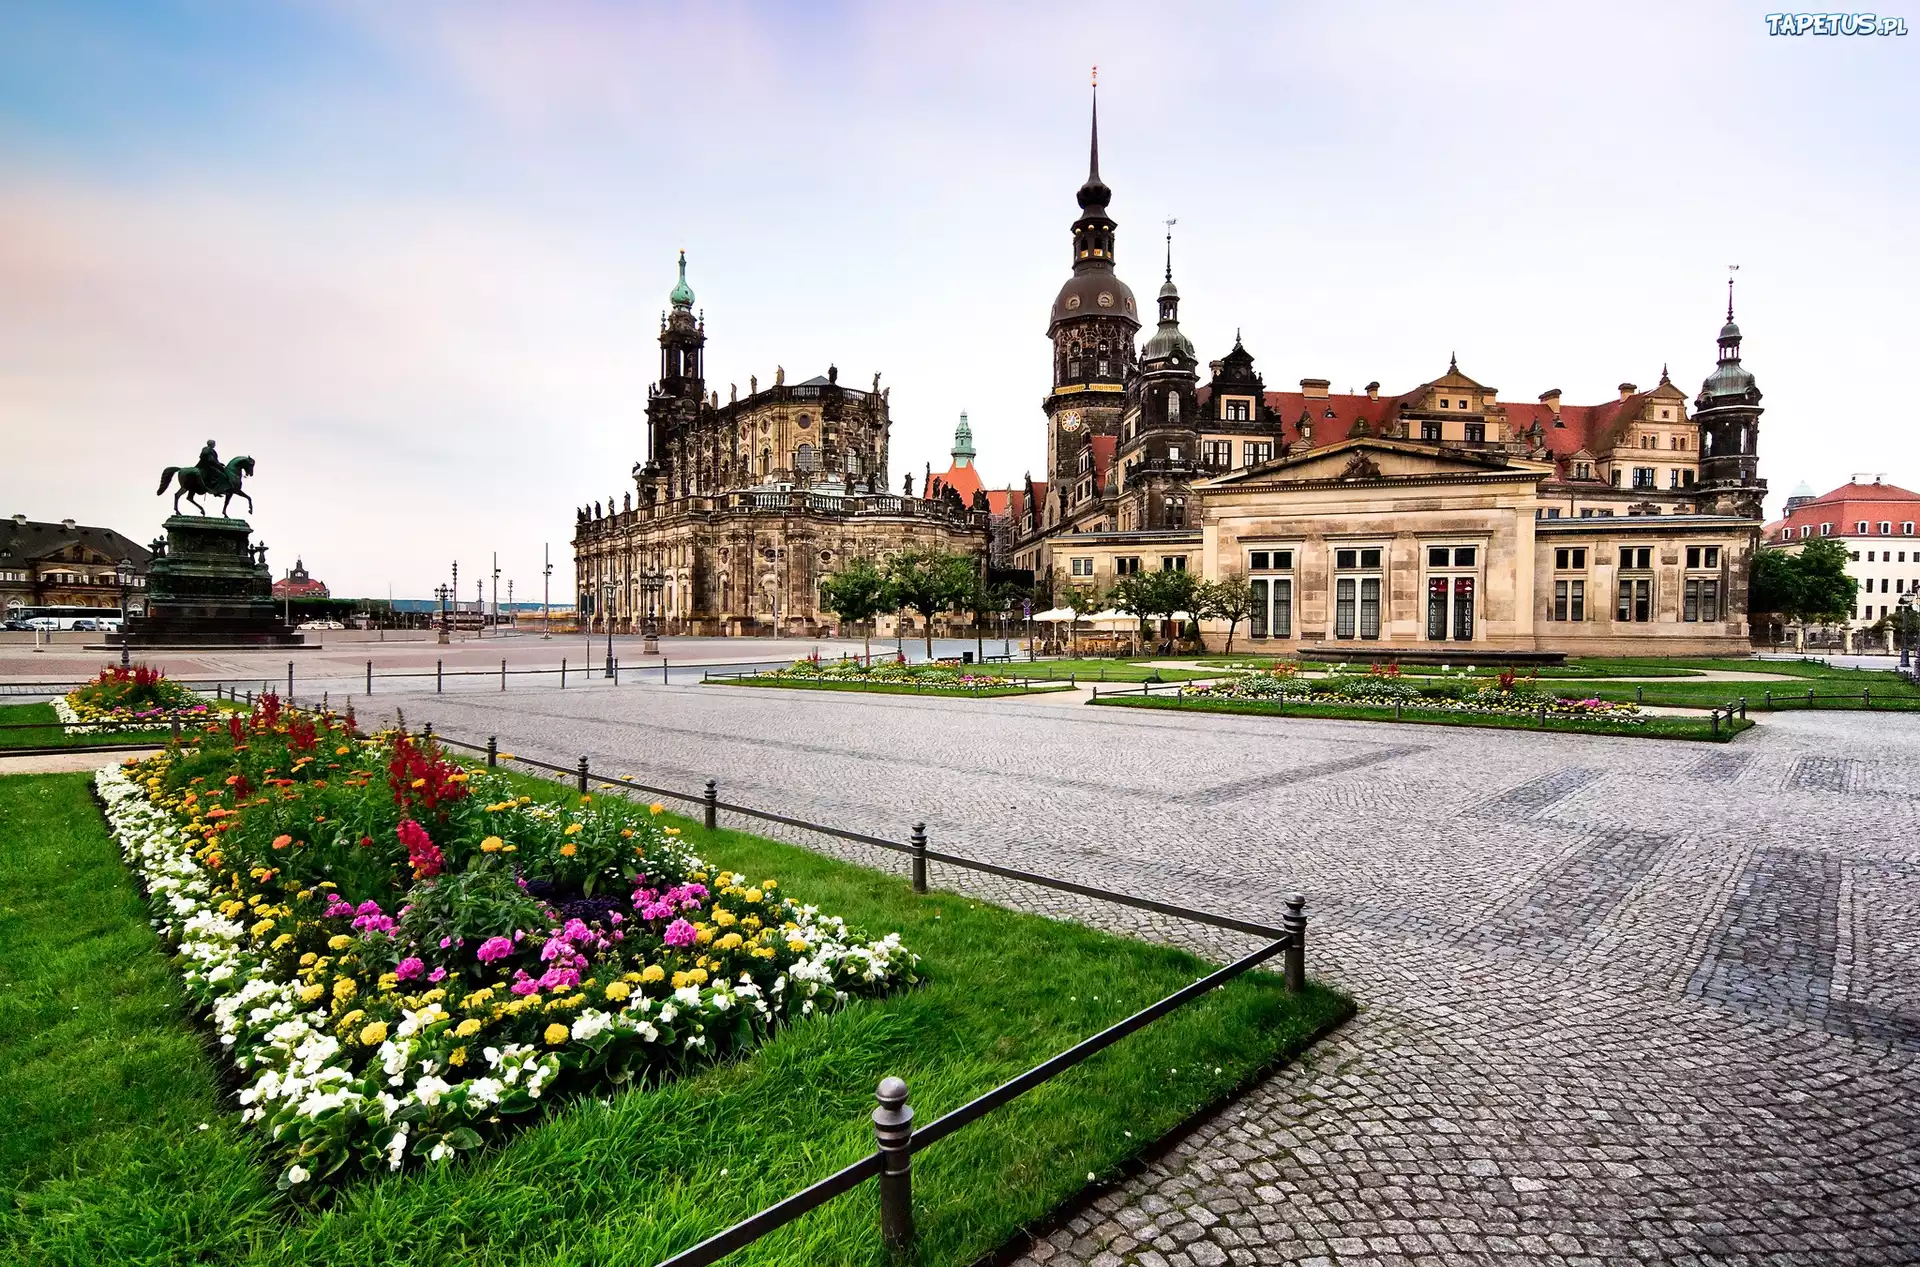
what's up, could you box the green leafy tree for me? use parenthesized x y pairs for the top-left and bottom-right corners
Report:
(819, 556), (892, 663)
(1198, 572), (1255, 654)
(1748, 548), (1802, 622)
(1794, 538), (1859, 624)
(885, 549), (979, 657)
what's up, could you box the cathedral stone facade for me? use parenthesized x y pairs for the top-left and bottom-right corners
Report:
(572, 254), (986, 636)
(1013, 90), (1770, 655)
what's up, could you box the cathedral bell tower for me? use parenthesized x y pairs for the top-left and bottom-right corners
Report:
(1042, 75), (1139, 502)
(645, 250), (707, 503)
(1693, 280), (1766, 519)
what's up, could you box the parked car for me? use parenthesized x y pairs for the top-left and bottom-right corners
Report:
(71, 619), (99, 631)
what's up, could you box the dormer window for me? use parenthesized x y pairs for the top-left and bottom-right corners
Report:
(1438, 399), (1449, 409)
(1223, 398), (1250, 421)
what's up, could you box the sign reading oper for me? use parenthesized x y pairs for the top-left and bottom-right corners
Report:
(1765, 12), (1908, 33)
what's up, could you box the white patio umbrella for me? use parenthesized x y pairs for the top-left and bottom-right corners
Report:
(1083, 609), (1137, 629)
(1031, 607), (1079, 622)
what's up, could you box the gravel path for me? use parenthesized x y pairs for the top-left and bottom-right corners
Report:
(358, 682), (1920, 1266)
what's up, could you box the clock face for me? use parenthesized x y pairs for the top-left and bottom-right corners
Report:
(1059, 410), (1082, 433)
(1064, 295), (1082, 311)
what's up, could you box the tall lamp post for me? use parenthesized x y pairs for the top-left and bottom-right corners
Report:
(640, 567), (664, 655)
(542, 544), (553, 640)
(602, 579), (617, 678)
(1899, 594), (1914, 673)
(434, 583), (454, 644)
(116, 558), (135, 667)
(450, 561), (459, 641)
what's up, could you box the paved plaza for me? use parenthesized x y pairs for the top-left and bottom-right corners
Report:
(339, 677), (1920, 1266)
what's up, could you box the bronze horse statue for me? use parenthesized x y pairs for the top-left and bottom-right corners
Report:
(157, 455), (256, 516)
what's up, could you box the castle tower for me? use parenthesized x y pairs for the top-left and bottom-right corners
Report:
(1694, 280), (1767, 518)
(1043, 78), (1140, 500)
(646, 250), (709, 502)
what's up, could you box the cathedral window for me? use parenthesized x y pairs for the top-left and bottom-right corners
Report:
(1168, 392), (1180, 422)
(795, 443), (815, 472)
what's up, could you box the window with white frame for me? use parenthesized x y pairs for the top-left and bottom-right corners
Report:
(1070, 557), (1093, 577)
(1248, 550), (1295, 639)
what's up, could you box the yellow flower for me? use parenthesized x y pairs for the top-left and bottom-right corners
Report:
(454, 1018), (483, 1038)
(560, 842), (577, 857)
(695, 927), (715, 945)
(602, 981), (631, 1002)
(358, 1021), (388, 1046)
(564, 823), (584, 836)
(271, 933), (294, 951)
(449, 1046), (467, 1067)
(745, 888), (763, 904)
(620, 828), (634, 838)
(377, 973), (398, 993)
(688, 967), (708, 985)
(250, 918), (275, 939)
(639, 964), (665, 984)
(518, 795), (532, 805)
(788, 938), (809, 953)
(762, 880), (778, 891)
(480, 836), (504, 853)
(298, 952), (317, 967)
(411, 777), (426, 789)
(649, 803), (664, 815)
(670, 970), (690, 989)
(328, 934), (352, 950)
(299, 983), (326, 1004)
(716, 932), (744, 951)
(579, 795), (591, 805)
(335, 745), (351, 755)
(543, 1023), (569, 1046)
(663, 827), (680, 837)
(499, 753), (515, 761)
(712, 909), (736, 927)
(338, 1008), (365, 1029)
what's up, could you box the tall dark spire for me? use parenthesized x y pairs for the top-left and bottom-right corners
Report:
(1076, 70), (1110, 214)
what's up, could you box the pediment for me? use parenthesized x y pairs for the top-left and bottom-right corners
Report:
(1209, 438), (1546, 487)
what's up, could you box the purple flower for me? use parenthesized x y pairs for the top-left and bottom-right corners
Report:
(562, 918), (592, 942)
(509, 976), (539, 996)
(394, 957), (425, 982)
(538, 965), (580, 991)
(664, 918), (697, 948)
(476, 936), (515, 963)
(427, 966), (447, 983)
(439, 936), (452, 948)
(355, 900), (382, 917)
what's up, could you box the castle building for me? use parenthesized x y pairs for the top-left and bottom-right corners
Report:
(1013, 90), (1770, 655)
(1763, 477), (1920, 645)
(571, 254), (987, 636)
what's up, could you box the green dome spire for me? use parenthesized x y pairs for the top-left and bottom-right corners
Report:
(668, 249), (694, 309)
(951, 411), (975, 465)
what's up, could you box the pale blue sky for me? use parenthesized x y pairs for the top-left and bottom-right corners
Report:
(2, 1), (1914, 597)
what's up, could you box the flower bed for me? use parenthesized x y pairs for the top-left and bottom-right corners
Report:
(1182, 666), (1648, 725)
(746, 657), (1023, 689)
(96, 696), (916, 1189)
(60, 664), (213, 734)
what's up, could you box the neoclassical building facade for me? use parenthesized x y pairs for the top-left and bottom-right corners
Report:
(572, 255), (987, 636)
(1012, 91), (1769, 655)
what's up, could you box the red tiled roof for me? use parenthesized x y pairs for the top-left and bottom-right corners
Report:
(1771, 481), (1920, 543)
(924, 458), (985, 505)
(985, 488), (1014, 515)
(1089, 435), (1117, 492)
(272, 578), (330, 599)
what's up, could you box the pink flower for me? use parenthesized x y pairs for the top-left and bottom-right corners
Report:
(476, 936), (515, 963)
(394, 957), (425, 982)
(664, 918), (697, 948)
(427, 966), (447, 983)
(538, 966), (580, 991)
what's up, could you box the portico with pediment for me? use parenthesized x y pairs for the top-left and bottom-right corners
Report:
(1197, 438), (1758, 655)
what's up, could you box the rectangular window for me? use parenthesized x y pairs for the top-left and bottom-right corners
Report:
(1633, 467), (1656, 489)
(1420, 421), (1442, 441)
(1611, 469), (1622, 487)
(1250, 579), (1268, 639)
(1427, 577), (1448, 640)
(1554, 579), (1569, 622)
(1620, 547), (1651, 570)
(1336, 548), (1358, 570)
(1360, 548), (1382, 569)
(1224, 399), (1251, 421)
(1335, 578), (1356, 639)
(1116, 556), (1140, 576)
(1616, 578), (1652, 622)
(1452, 577), (1475, 640)
(1859, 521), (1870, 533)
(1160, 556), (1186, 571)
(1684, 579), (1700, 622)
(1070, 557), (1092, 577)
(1570, 579), (1585, 621)
(1272, 578), (1292, 638)
(1453, 546), (1476, 567)
(1203, 440), (1231, 466)
(1574, 462), (1592, 480)
(1359, 578), (1381, 639)
(1429, 546), (1450, 568)
(1669, 469), (1681, 488)
(1881, 521), (1893, 535)
(1250, 550), (1269, 570)
(1464, 422), (1485, 443)
(1702, 579), (1718, 622)
(1242, 441), (1272, 467)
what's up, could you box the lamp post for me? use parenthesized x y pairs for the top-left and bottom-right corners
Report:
(450, 561), (459, 641)
(116, 557), (134, 666)
(508, 578), (514, 629)
(1900, 594), (1914, 672)
(602, 579), (617, 677)
(640, 567), (664, 655)
(434, 583), (454, 643)
(542, 544), (553, 640)
(491, 552), (501, 638)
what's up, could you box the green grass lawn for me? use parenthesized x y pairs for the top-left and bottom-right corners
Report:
(999, 658), (1217, 683)
(1, 769), (1346, 1267)
(1562, 676), (1920, 710)
(0, 702), (183, 750)
(708, 676), (1076, 698)
(1090, 693), (1755, 741)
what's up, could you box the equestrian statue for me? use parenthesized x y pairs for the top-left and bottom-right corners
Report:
(157, 440), (256, 516)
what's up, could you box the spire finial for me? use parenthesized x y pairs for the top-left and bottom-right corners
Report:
(1728, 264), (1739, 320)
(1163, 216), (1176, 282)
(1661, 362), (1670, 382)
(1088, 69), (1101, 185)
(1449, 350), (1458, 372)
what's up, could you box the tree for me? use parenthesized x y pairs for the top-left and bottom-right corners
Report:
(1751, 540), (1857, 626)
(1198, 571), (1255, 654)
(1111, 568), (1198, 654)
(819, 556), (891, 663)
(1150, 568), (1200, 651)
(885, 549), (978, 658)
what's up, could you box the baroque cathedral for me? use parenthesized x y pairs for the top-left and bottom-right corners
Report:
(1011, 88), (1770, 655)
(571, 253), (986, 636)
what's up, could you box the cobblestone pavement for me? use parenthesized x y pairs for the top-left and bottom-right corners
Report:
(368, 683), (1920, 1266)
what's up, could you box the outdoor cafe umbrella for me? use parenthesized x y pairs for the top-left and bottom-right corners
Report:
(1031, 607), (1078, 622)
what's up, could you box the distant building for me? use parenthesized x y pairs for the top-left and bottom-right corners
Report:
(0, 514), (151, 615)
(1763, 477), (1920, 639)
(271, 557), (330, 600)
(922, 413), (1030, 570)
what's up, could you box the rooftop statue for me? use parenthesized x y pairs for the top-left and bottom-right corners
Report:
(157, 440), (256, 516)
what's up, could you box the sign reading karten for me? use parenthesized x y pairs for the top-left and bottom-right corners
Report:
(1765, 11), (1908, 33)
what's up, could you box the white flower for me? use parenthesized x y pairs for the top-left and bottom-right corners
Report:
(286, 1164), (310, 1184)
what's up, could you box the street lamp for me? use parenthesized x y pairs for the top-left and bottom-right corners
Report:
(1900, 594), (1914, 672)
(450, 561), (459, 640)
(434, 583), (454, 644)
(542, 544), (553, 640)
(640, 567), (665, 655)
(602, 579), (617, 677)
(115, 557), (135, 666)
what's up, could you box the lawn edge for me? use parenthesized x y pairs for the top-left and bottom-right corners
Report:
(969, 992), (1357, 1267)
(1088, 694), (1755, 742)
(705, 678), (1077, 698)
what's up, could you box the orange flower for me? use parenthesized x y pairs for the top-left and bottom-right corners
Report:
(271, 834), (292, 850)
(560, 842), (577, 857)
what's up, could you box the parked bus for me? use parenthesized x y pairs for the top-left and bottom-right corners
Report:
(3, 604), (124, 632)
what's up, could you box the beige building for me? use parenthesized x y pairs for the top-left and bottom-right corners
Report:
(1014, 91), (1768, 657)
(572, 255), (986, 636)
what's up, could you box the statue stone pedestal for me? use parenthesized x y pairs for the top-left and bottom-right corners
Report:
(120, 516), (307, 648)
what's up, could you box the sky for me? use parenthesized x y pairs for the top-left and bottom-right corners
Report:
(2, 1), (1915, 600)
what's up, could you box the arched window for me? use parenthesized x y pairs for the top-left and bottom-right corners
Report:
(795, 443), (815, 472)
(1168, 391), (1180, 422)
(760, 448), (771, 476)
(846, 450), (862, 476)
